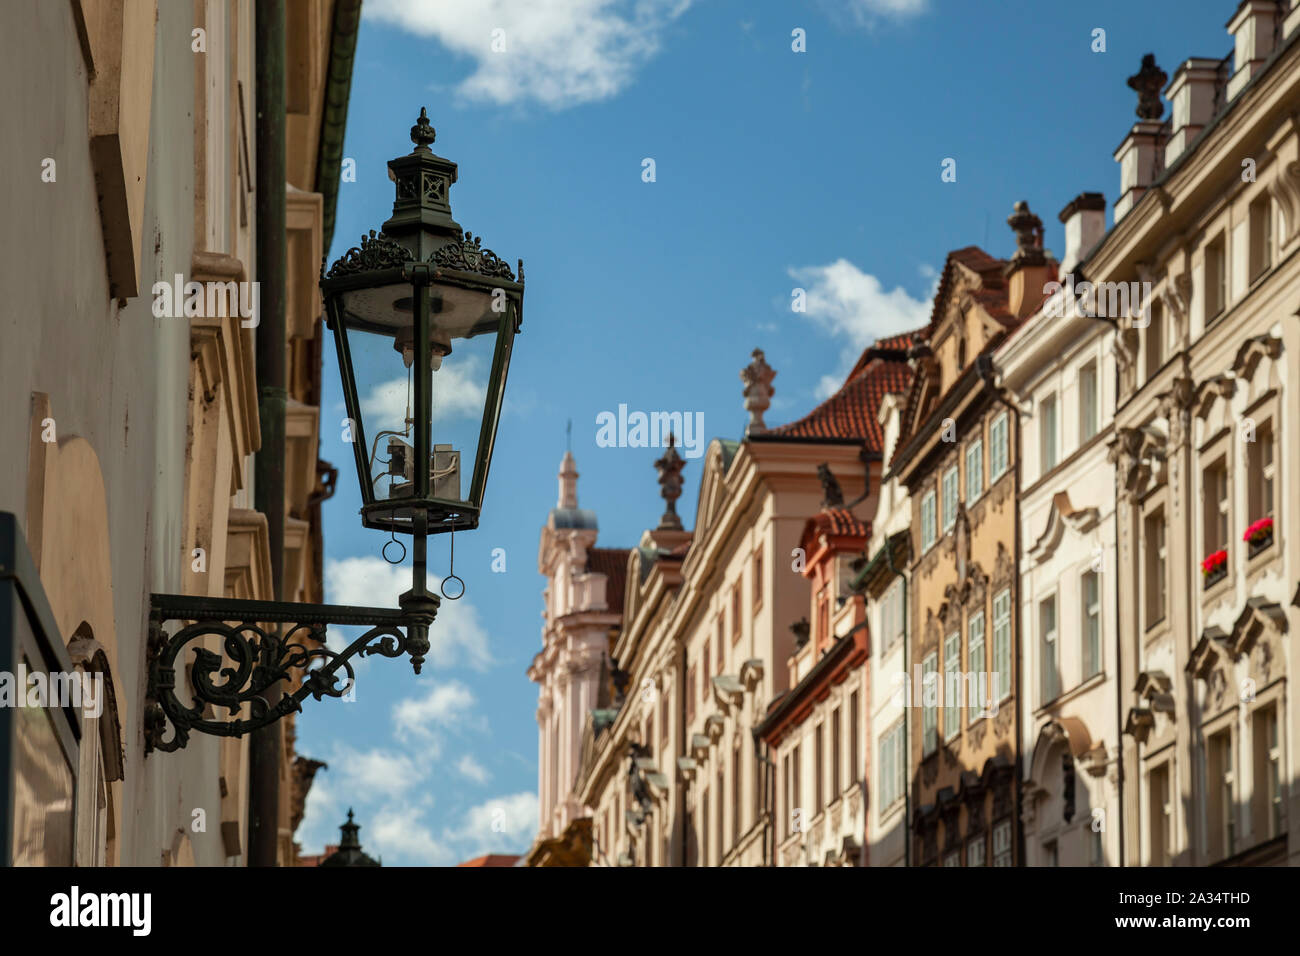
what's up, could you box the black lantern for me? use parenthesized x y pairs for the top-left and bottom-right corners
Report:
(142, 110), (524, 753)
(321, 108), (524, 540)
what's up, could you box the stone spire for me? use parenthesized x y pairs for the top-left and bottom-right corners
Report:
(1006, 200), (1045, 267)
(654, 434), (685, 531)
(558, 450), (578, 509)
(741, 349), (776, 436)
(1127, 54), (1167, 121)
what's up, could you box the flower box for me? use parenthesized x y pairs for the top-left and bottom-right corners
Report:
(1201, 549), (1228, 589)
(1244, 517), (1274, 558)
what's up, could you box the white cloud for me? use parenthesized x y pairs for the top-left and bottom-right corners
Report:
(360, 355), (486, 427)
(450, 791), (539, 852)
(363, 0), (693, 109)
(456, 753), (492, 784)
(369, 806), (454, 865)
(843, 0), (928, 25)
(324, 555), (494, 671)
(788, 259), (931, 399)
(393, 679), (479, 743)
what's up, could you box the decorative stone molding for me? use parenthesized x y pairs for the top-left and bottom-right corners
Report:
(1134, 670), (1175, 714)
(1125, 707), (1155, 744)
(1158, 376), (1196, 449)
(739, 658), (764, 692)
(1029, 491), (1101, 565)
(1194, 373), (1237, 419)
(712, 674), (745, 713)
(1230, 333), (1283, 382)
(690, 733), (710, 763)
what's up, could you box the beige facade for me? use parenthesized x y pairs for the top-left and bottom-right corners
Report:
(1, 0), (354, 865)
(1098, 3), (1300, 867)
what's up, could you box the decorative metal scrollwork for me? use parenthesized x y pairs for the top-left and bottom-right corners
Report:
(428, 231), (520, 282)
(144, 594), (435, 754)
(325, 229), (415, 278)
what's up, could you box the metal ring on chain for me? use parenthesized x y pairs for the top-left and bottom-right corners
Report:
(441, 574), (465, 600)
(382, 537), (407, 564)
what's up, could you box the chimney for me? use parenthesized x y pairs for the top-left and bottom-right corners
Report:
(1164, 58), (1223, 167)
(1226, 1), (1283, 100)
(1057, 192), (1106, 276)
(1004, 201), (1053, 319)
(1114, 55), (1167, 223)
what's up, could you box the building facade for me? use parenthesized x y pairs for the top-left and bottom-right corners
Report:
(0, 0), (356, 865)
(1096, 2), (1300, 867)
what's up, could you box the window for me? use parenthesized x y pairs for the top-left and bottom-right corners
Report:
(732, 744), (741, 846)
(992, 819), (1013, 866)
(816, 586), (829, 650)
(942, 466), (959, 532)
(1144, 510), (1167, 628)
(1203, 457), (1229, 555)
(660, 687), (670, 744)
(1039, 596), (1059, 704)
(1149, 763), (1172, 865)
(716, 617), (725, 675)
(1248, 420), (1275, 526)
(968, 611), (986, 717)
(990, 412), (1009, 480)
(921, 490), (937, 550)
(731, 580), (743, 645)
(922, 652), (938, 755)
(1079, 361), (1098, 443)
(850, 690), (860, 785)
(815, 724), (825, 814)
(701, 788), (710, 866)
(943, 631), (961, 740)
(782, 753), (791, 838)
(993, 588), (1011, 702)
(1039, 394), (1058, 474)
(943, 850), (961, 867)
(1249, 195), (1272, 281)
(686, 665), (696, 723)
(1090, 829), (1104, 867)
(966, 838), (985, 868)
(1043, 840), (1059, 867)
(792, 744), (802, 826)
(1145, 299), (1164, 382)
(966, 438), (984, 501)
(752, 548), (764, 609)
(881, 580), (905, 654)
(1206, 234), (1226, 321)
(1253, 705), (1282, 839)
(701, 645), (710, 696)
(831, 707), (842, 797)
(716, 769), (724, 858)
(878, 722), (905, 811)
(1208, 730), (1234, 859)
(645, 713), (654, 757)
(1081, 570), (1101, 679)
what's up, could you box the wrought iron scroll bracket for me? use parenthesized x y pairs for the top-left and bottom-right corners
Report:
(144, 592), (438, 754)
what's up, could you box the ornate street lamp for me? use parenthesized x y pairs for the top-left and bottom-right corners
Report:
(145, 110), (523, 753)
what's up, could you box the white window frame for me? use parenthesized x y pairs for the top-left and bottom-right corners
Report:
(990, 412), (1009, 480)
(942, 465), (959, 533)
(921, 490), (937, 551)
(1081, 569), (1101, 679)
(1079, 361), (1098, 443)
(1039, 594), (1059, 705)
(922, 651), (938, 756)
(1039, 393), (1058, 475)
(992, 588), (1011, 702)
(966, 438), (984, 502)
(968, 611), (986, 719)
(943, 631), (961, 741)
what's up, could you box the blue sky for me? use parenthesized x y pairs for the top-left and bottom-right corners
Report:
(296, 0), (1234, 864)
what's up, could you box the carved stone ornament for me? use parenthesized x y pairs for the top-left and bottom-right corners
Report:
(741, 349), (777, 436)
(1159, 377), (1196, 449)
(429, 231), (520, 282)
(1127, 54), (1168, 120)
(326, 228), (521, 283)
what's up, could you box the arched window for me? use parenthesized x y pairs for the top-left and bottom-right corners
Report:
(68, 626), (121, 867)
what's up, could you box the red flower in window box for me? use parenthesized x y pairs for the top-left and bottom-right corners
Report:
(1243, 517), (1274, 544)
(1200, 549), (1228, 576)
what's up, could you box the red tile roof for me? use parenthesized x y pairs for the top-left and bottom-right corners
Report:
(769, 333), (918, 449)
(457, 854), (521, 867)
(586, 547), (630, 614)
(813, 508), (870, 538)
